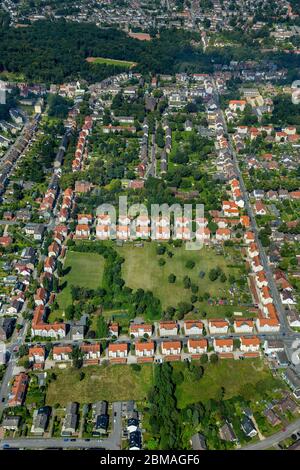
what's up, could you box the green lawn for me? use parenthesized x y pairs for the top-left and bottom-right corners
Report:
(116, 242), (245, 309)
(86, 57), (137, 68)
(50, 251), (105, 319)
(46, 365), (153, 405)
(174, 359), (282, 409)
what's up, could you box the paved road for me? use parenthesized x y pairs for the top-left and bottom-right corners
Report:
(1, 402), (123, 450)
(215, 88), (290, 336)
(0, 322), (28, 416)
(241, 417), (300, 450)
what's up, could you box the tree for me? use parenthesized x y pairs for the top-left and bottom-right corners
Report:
(209, 269), (218, 282)
(172, 370), (184, 385)
(96, 315), (108, 338)
(183, 276), (191, 289)
(65, 305), (75, 321)
(79, 371), (85, 381)
(71, 346), (83, 369)
(186, 260), (195, 269)
(177, 302), (192, 317)
(168, 273), (176, 283)
(210, 353), (219, 364)
(157, 245), (166, 255)
(200, 353), (208, 364)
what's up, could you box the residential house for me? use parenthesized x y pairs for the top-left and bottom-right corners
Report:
(53, 345), (73, 362)
(31, 406), (51, 435)
(108, 322), (119, 338)
(75, 224), (90, 239)
(159, 321), (178, 337)
(233, 319), (254, 334)
(240, 336), (260, 353)
(256, 317), (280, 333)
(80, 343), (101, 364)
(283, 369), (300, 399)
(108, 343), (128, 359)
(8, 373), (29, 406)
(129, 323), (152, 338)
(183, 320), (203, 336)
(241, 415), (257, 438)
(187, 338), (207, 355)
(216, 228), (231, 241)
(29, 346), (45, 366)
(254, 201), (267, 215)
(161, 341), (181, 356)
(2, 416), (21, 431)
(135, 341), (155, 358)
(61, 402), (78, 436)
(208, 319), (229, 335)
(213, 338), (233, 354)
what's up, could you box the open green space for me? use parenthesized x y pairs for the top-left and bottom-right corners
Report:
(49, 251), (105, 319)
(45, 359), (283, 410)
(86, 57), (137, 68)
(46, 364), (153, 405)
(174, 358), (283, 409)
(116, 242), (246, 309)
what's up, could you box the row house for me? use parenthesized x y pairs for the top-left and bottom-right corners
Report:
(209, 319), (229, 335)
(48, 241), (60, 258)
(58, 208), (69, 223)
(214, 338), (233, 354)
(251, 256), (263, 273)
(159, 321), (178, 337)
(129, 323), (152, 338)
(240, 216), (250, 228)
(135, 341), (155, 358)
(183, 320), (203, 336)
(116, 225), (129, 240)
(31, 321), (66, 339)
(244, 231), (255, 244)
(256, 271), (268, 289)
(80, 343), (101, 363)
(108, 343), (128, 359)
(233, 319), (254, 334)
(53, 346), (73, 362)
(248, 242), (259, 259)
(161, 341), (181, 356)
(174, 226), (191, 241)
(34, 287), (48, 307)
(44, 256), (56, 274)
(75, 224), (90, 239)
(187, 338), (207, 355)
(216, 228), (231, 241)
(256, 317), (280, 333)
(29, 346), (45, 367)
(229, 100), (246, 112)
(240, 336), (260, 353)
(153, 226), (170, 241)
(96, 225), (111, 240)
(78, 214), (93, 225)
(259, 286), (273, 306)
(8, 373), (29, 407)
(196, 227), (211, 243)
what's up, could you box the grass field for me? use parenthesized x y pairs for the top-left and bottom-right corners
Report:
(116, 242), (244, 310)
(86, 57), (137, 68)
(174, 358), (282, 408)
(45, 359), (282, 408)
(46, 364), (153, 405)
(49, 251), (105, 319)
